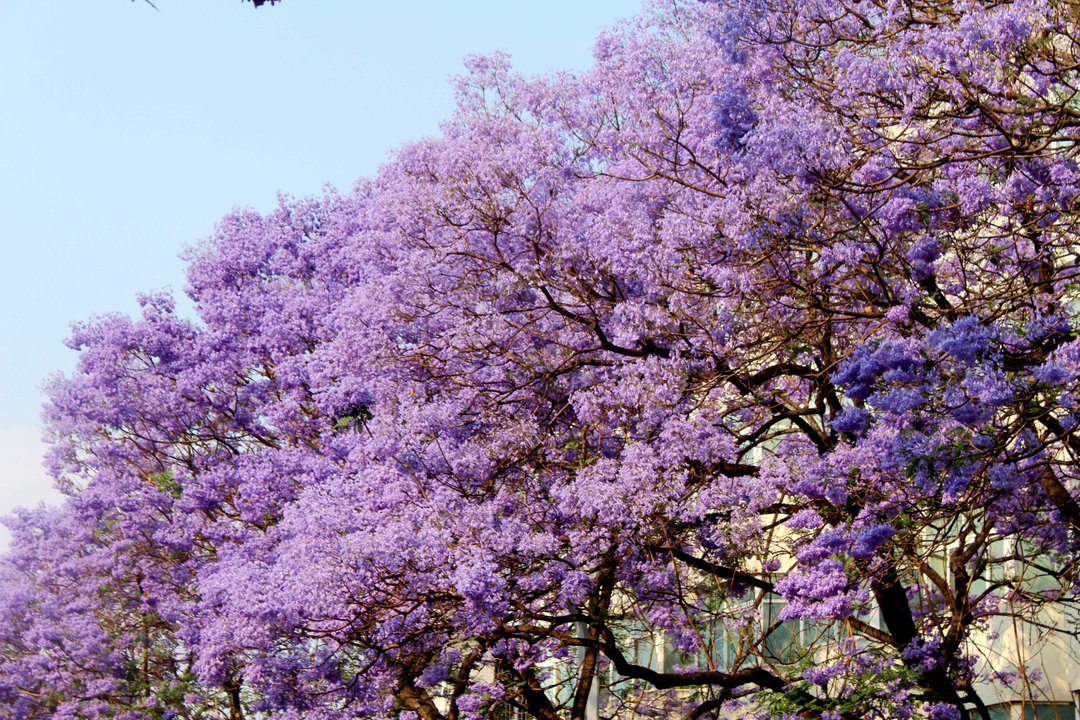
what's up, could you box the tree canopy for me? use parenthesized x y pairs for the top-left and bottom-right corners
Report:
(4, 0), (1080, 718)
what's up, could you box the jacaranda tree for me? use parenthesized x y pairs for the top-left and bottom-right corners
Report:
(4, 0), (1080, 718)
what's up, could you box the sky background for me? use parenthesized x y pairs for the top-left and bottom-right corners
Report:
(0, 0), (640, 548)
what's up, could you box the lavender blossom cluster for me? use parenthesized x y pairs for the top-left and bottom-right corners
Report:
(2, 0), (1079, 718)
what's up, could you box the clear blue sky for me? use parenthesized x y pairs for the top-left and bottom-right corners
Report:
(0, 0), (639, 544)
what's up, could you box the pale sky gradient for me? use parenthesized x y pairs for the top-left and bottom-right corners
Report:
(0, 0), (639, 548)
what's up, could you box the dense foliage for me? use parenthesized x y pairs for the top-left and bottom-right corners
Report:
(5, 0), (1080, 718)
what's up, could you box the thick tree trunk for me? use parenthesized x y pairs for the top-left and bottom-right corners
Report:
(872, 566), (971, 720)
(397, 677), (445, 720)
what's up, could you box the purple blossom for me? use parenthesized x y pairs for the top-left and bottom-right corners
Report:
(929, 317), (995, 364)
(832, 406), (869, 436)
(3, 1), (1077, 718)
(851, 524), (897, 559)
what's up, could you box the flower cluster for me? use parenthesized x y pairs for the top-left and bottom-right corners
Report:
(3, 0), (1079, 718)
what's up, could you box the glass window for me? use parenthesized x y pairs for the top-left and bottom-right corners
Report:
(1021, 703), (1074, 720)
